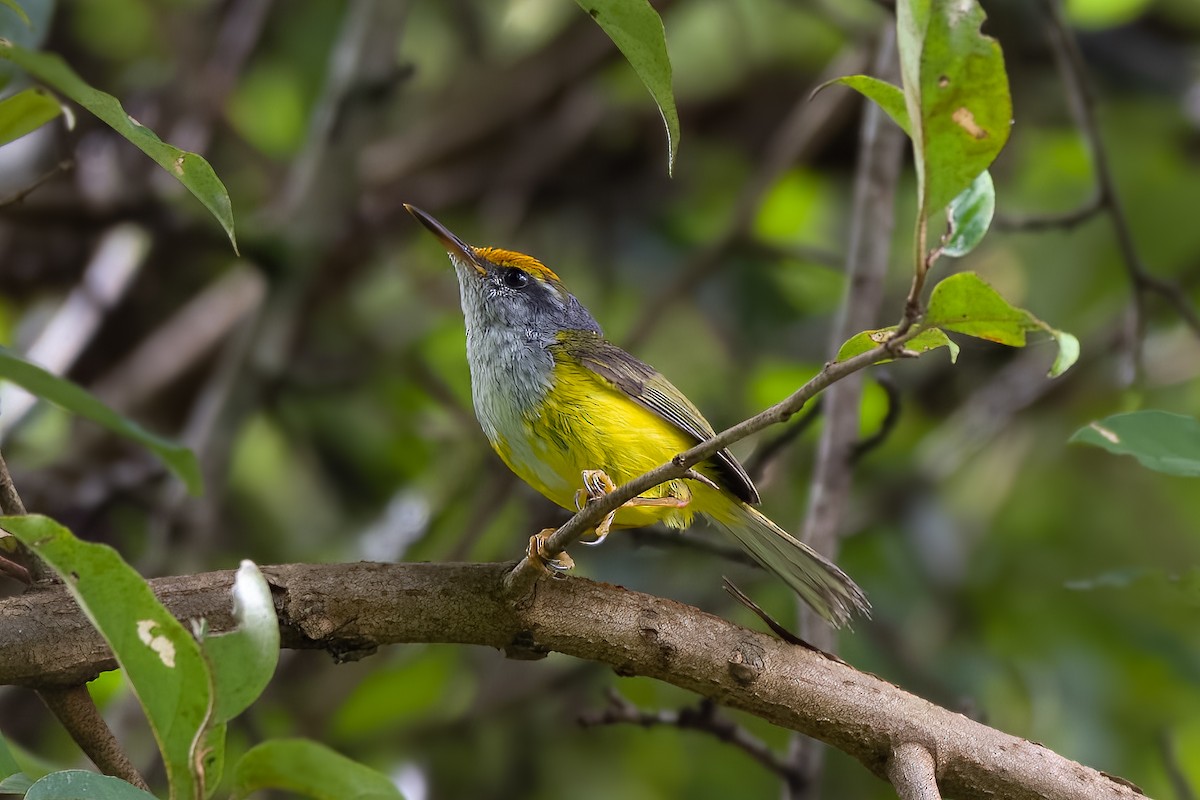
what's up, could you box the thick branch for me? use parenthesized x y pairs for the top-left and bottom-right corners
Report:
(1, 562), (1143, 800)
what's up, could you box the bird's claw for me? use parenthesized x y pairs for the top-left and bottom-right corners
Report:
(573, 469), (619, 546)
(528, 528), (574, 576)
(580, 528), (609, 547)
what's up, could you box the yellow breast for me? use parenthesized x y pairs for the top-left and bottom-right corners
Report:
(491, 356), (712, 530)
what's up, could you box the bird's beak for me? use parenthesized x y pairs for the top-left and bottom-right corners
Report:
(404, 204), (487, 276)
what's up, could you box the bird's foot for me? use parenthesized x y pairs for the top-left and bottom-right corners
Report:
(575, 470), (620, 546)
(573, 469), (691, 547)
(527, 528), (574, 576)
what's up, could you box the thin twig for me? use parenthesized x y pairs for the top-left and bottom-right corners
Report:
(887, 742), (942, 800)
(993, 193), (1104, 232)
(579, 689), (808, 793)
(850, 374), (901, 463)
(0, 451), (27, 515)
(0, 449), (39, 585)
(0, 160), (73, 208)
(723, 578), (820, 651)
(1038, 0), (1200, 353)
(744, 399), (824, 484)
(502, 328), (922, 597)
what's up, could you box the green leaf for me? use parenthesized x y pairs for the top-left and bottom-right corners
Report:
(0, 41), (237, 251)
(201, 560), (279, 724)
(25, 771), (158, 800)
(0, 348), (202, 494)
(0, 773), (33, 795)
(923, 272), (1078, 375)
(577, 0), (678, 176)
(1069, 411), (1200, 477)
(836, 326), (959, 363)
(25, 770), (160, 800)
(232, 739), (404, 800)
(814, 74), (911, 136)
(0, 0), (29, 28)
(0, 516), (214, 800)
(942, 169), (995, 258)
(0, 732), (18, 781)
(0, 85), (59, 146)
(898, 0), (1012, 217)
(1047, 329), (1079, 379)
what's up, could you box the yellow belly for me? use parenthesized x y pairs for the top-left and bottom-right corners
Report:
(490, 358), (718, 530)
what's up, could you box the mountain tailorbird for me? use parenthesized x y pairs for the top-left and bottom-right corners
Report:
(405, 204), (868, 626)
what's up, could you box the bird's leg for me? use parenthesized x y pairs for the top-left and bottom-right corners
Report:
(573, 469), (690, 546)
(527, 528), (575, 575)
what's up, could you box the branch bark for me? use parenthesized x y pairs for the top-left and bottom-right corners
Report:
(888, 742), (942, 800)
(1, 561), (1144, 800)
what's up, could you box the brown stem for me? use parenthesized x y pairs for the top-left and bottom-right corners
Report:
(579, 690), (807, 791)
(888, 742), (942, 800)
(38, 686), (150, 791)
(0, 450), (44, 584)
(0, 160), (73, 209)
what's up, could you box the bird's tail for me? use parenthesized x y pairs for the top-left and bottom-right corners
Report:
(706, 501), (870, 627)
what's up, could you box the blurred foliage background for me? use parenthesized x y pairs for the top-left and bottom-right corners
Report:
(1, 0), (1199, 797)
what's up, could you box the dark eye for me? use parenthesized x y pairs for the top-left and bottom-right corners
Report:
(502, 268), (529, 290)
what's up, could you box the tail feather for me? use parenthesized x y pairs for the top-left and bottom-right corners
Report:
(706, 502), (870, 628)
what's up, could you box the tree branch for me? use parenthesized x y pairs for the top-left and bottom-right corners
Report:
(1, 562), (1143, 800)
(888, 742), (942, 800)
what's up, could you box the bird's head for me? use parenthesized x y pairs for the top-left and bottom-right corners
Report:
(405, 204), (600, 339)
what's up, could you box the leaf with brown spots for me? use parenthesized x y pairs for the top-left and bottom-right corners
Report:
(897, 0), (1012, 216)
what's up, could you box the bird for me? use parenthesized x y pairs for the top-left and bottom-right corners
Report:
(405, 204), (869, 626)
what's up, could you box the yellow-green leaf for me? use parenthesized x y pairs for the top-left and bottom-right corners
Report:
(837, 326), (959, 363)
(924, 272), (1079, 376)
(0, 40), (237, 251)
(815, 74), (911, 136)
(0, 85), (60, 146)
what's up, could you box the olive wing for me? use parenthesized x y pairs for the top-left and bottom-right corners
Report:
(557, 332), (760, 505)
